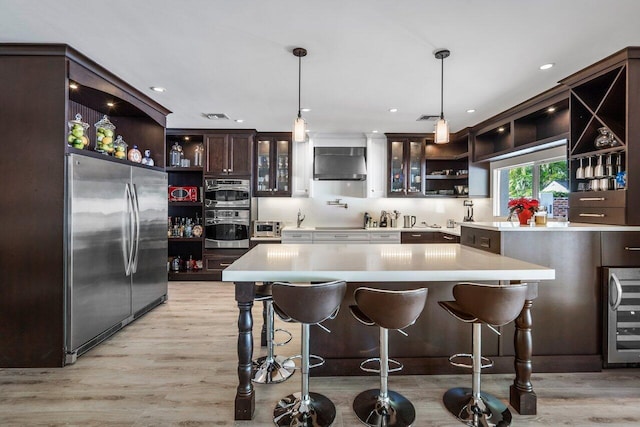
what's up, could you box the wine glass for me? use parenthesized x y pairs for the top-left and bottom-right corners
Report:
(584, 156), (594, 179)
(575, 157), (584, 179)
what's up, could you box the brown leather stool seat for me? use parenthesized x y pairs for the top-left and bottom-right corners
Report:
(439, 282), (529, 427)
(271, 280), (347, 427)
(350, 287), (428, 427)
(251, 283), (294, 384)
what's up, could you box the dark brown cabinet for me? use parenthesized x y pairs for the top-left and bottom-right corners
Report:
(254, 132), (292, 196)
(206, 132), (253, 176)
(401, 231), (459, 244)
(386, 134), (425, 197)
(561, 47), (640, 224)
(424, 131), (470, 197)
(471, 86), (569, 163)
(204, 249), (248, 281)
(0, 44), (170, 367)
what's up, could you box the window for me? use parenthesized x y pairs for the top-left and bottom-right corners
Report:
(492, 146), (569, 218)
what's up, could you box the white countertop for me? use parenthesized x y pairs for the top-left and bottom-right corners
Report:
(222, 243), (554, 283)
(460, 221), (640, 232)
(282, 225), (461, 236)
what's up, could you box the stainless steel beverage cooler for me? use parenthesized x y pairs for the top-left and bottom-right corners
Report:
(604, 267), (640, 366)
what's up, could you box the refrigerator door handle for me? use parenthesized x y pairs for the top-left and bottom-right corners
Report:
(122, 184), (131, 276)
(131, 183), (141, 274)
(124, 183), (135, 276)
(610, 273), (623, 311)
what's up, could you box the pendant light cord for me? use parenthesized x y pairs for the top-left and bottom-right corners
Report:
(440, 56), (444, 119)
(298, 55), (302, 119)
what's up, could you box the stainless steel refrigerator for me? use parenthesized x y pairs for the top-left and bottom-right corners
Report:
(65, 153), (167, 362)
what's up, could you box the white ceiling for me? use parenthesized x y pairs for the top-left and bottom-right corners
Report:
(2, 0), (640, 134)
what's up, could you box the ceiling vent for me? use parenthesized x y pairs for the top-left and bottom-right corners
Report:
(416, 114), (439, 121)
(203, 113), (230, 120)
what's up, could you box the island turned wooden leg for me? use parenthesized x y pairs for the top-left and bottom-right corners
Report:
(235, 282), (255, 420)
(510, 297), (536, 415)
(261, 300), (268, 347)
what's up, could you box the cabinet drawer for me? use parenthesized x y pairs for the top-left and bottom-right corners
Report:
(401, 231), (434, 243)
(281, 231), (313, 243)
(370, 232), (401, 243)
(602, 232), (640, 266)
(204, 256), (238, 271)
(569, 191), (625, 208)
(460, 227), (501, 254)
(313, 232), (369, 242)
(433, 232), (460, 243)
(569, 207), (626, 225)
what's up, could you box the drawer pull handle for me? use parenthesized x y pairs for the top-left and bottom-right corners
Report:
(579, 213), (605, 217)
(443, 235), (454, 240)
(624, 247), (640, 251)
(219, 263), (232, 267)
(334, 234), (348, 238)
(411, 234), (422, 237)
(579, 197), (606, 201)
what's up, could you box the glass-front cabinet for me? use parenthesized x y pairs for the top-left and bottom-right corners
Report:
(254, 132), (292, 196)
(387, 135), (425, 197)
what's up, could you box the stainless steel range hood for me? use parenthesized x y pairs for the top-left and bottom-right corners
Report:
(313, 146), (367, 181)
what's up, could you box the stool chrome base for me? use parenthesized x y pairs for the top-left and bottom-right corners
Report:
(443, 387), (512, 427)
(353, 388), (416, 427)
(274, 391), (336, 427)
(252, 355), (295, 384)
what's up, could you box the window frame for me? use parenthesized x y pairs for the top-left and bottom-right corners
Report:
(490, 144), (567, 218)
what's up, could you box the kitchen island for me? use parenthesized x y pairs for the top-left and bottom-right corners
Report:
(223, 243), (554, 420)
(460, 222), (640, 374)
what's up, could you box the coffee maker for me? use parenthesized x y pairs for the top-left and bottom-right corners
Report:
(463, 200), (474, 222)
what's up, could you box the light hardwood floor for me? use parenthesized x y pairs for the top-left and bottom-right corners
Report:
(1, 281), (639, 426)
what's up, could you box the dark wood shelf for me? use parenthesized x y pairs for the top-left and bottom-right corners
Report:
(425, 174), (468, 180)
(66, 147), (165, 172)
(168, 201), (202, 207)
(166, 166), (203, 172)
(168, 237), (203, 242)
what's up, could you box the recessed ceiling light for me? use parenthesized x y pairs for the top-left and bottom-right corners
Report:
(498, 127), (505, 132)
(69, 82), (78, 90)
(389, 108), (398, 113)
(539, 63), (554, 70)
(547, 106), (556, 113)
(301, 108), (311, 112)
(150, 86), (166, 93)
(372, 130), (379, 133)
(235, 119), (244, 123)
(305, 129), (310, 133)
(184, 136), (190, 141)
(466, 109), (476, 113)
(107, 102), (115, 107)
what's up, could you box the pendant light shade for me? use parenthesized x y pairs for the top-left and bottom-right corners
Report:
(434, 49), (450, 144)
(292, 47), (308, 142)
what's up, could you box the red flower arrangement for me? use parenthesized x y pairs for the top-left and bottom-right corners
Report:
(508, 197), (539, 225)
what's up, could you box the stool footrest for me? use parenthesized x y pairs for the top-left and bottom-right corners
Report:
(283, 354), (325, 370)
(359, 357), (403, 374)
(448, 353), (494, 370)
(273, 328), (292, 347)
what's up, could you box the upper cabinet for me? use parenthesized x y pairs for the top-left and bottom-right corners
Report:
(471, 86), (570, 163)
(254, 132), (292, 196)
(205, 132), (253, 176)
(424, 131), (470, 197)
(560, 47), (640, 225)
(386, 134), (425, 197)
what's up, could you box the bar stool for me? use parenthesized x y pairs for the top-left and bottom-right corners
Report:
(439, 282), (529, 427)
(350, 287), (428, 427)
(271, 280), (347, 427)
(251, 283), (294, 384)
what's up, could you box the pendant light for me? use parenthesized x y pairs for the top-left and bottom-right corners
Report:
(434, 49), (450, 144)
(293, 47), (308, 142)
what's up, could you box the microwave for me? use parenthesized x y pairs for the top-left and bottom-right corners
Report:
(253, 220), (282, 237)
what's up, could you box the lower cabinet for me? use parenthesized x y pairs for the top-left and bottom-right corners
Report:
(459, 227), (501, 254)
(204, 249), (248, 281)
(401, 231), (460, 244)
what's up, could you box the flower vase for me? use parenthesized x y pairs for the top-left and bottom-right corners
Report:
(517, 210), (532, 225)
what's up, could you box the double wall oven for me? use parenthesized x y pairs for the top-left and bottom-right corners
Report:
(204, 178), (250, 248)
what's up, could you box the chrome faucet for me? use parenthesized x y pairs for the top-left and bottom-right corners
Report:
(296, 209), (306, 228)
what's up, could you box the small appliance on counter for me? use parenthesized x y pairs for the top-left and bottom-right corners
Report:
(253, 220), (282, 238)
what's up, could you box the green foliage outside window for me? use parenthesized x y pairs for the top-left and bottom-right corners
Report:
(508, 160), (568, 198)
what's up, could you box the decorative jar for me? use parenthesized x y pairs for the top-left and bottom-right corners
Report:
(95, 115), (116, 155)
(169, 142), (183, 167)
(128, 145), (142, 163)
(113, 135), (128, 160)
(67, 114), (89, 149)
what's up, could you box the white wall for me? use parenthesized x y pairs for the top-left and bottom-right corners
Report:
(255, 196), (493, 228)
